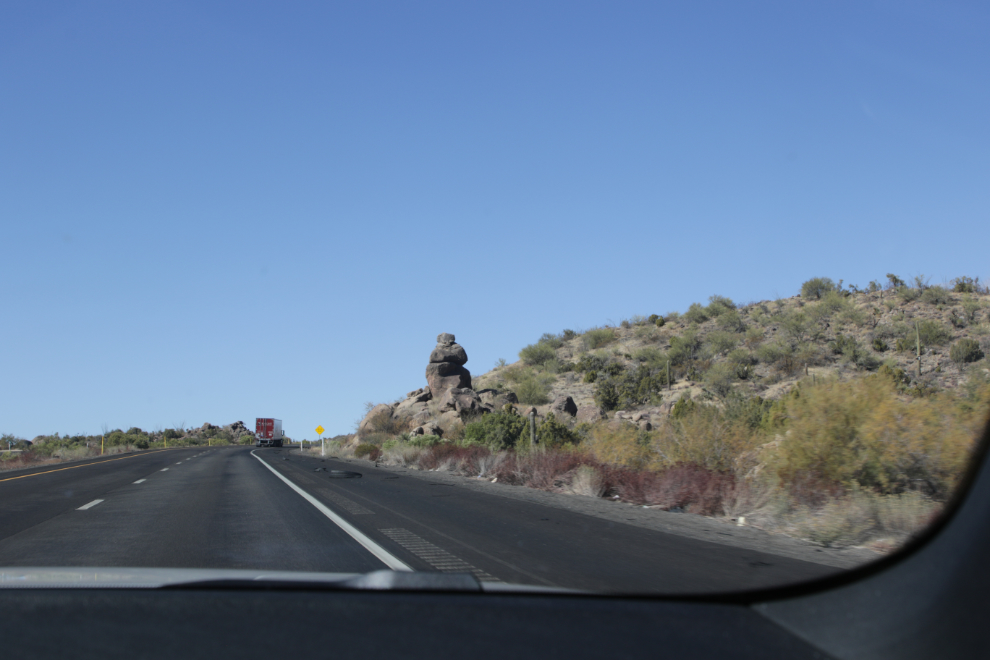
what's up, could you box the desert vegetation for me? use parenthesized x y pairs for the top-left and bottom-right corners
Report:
(346, 274), (990, 552)
(0, 422), (256, 471)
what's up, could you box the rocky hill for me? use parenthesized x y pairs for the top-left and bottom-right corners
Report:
(356, 275), (989, 441)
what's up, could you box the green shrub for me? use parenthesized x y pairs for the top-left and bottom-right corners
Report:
(355, 443), (381, 460)
(830, 334), (880, 370)
(704, 330), (738, 356)
(463, 409), (528, 450)
(519, 342), (557, 366)
(582, 328), (617, 350)
(780, 311), (808, 339)
(962, 299), (982, 323)
(536, 413), (577, 448)
(921, 286), (951, 306)
(407, 434), (445, 448)
(872, 337), (888, 352)
(593, 379), (620, 411)
(952, 276), (981, 294)
(515, 372), (554, 405)
(647, 314), (663, 327)
(704, 362), (736, 396)
(583, 370), (597, 383)
(878, 363), (910, 386)
(838, 307), (868, 327)
(538, 333), (565, 349)
(544, 358), (572, 374)
(684, 303), (709, 324)
(594, 365), (666, 410)
(575, 353), (608, 373)
(632, 346), (667, 367)
(670, 395), (697, 419)
(950, 339), (984, 364)
(668, 330), (702, 365)
(898, 287), (921, 303)
(829, 333), (858, 356)
(561, 329), (578, 340)
(602, 362), (625, 376)
(887, 273), (906, 289)
(728, 348), (757, 366)
(706, 295), (736, 317)
(801, 277), (837, 299)
(743, 326), (764, 348)
(716, 310), (746, 333)
(917, 320), (952, 346)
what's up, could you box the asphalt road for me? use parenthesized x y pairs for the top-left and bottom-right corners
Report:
(0, 446), (844, 593)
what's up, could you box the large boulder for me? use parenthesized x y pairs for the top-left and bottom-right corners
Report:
(357, 403), (393, 435)
(410, 422), (443, 437)
(477, 389), (518, 409)
(549, 395), (578, 418)
(426, 361), (471, 394)
(439, 387), (484, 414)
(430, 344), (468, 365)
(405, 387), (433, 403)
(393, 398), (430, 419)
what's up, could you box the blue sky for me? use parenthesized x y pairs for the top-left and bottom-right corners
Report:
(1, 1), (987, 439)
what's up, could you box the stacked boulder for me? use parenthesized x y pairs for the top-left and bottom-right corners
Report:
(426, 333), (472, 396)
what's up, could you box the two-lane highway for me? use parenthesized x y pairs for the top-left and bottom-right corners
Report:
(0, 446), (848, 593)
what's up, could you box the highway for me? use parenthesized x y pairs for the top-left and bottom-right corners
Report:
(0, 446), (848, 593)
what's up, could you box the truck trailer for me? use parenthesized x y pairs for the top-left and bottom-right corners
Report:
(255, 418), (284, 447)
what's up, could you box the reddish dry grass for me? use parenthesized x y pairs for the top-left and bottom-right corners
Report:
(414, 445), (739, 516)
(418, 444), (490, 471)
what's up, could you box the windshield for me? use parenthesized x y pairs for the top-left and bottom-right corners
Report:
(1, 1), (988, 596)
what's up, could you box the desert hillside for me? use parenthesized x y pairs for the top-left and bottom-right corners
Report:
(470, 274), (989, 425)
(344, 274), (989, 552)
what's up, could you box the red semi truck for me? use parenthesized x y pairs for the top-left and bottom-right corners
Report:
(255, 418), (284, 447)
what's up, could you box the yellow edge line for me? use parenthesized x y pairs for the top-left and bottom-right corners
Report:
(0, 449), (172, 484)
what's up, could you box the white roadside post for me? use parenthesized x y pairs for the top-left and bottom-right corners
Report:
(315, 425), (325, 457)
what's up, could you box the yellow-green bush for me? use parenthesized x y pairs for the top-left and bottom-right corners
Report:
(772, 377), (984, 498)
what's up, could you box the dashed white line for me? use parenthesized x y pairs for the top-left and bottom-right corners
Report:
(176, 462), (182, 465)
(77, 499), (104, 510)
(133, 479), (147, 484)
(161, 468), (169, 472)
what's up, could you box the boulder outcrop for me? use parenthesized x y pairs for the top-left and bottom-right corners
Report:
(425, 333), (471, 396)
(549, 395), (578, 418)
(439, 387), (484, 414)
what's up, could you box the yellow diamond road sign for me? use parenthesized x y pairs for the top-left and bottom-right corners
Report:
(315, 425), (324, 436)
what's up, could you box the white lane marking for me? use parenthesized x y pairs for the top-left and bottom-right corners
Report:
(379, 528), (500, 582)
(77, 499), (104, 510)
(250, 450), (410, 572)
(161, 468), (169, 472)
(133, 479), (147, 484)
(176, 462), (182, 465)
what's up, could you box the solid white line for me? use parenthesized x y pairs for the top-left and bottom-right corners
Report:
(250, 450), (411, 572)
(77, 499), (104, 510)
(133, 479), (147, 484)
(161, 468), (169, 472)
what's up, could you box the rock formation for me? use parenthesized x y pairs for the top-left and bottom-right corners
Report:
(425, 333), (471, 397)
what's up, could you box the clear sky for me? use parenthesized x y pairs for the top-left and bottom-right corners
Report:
(2, 1), (987, 439)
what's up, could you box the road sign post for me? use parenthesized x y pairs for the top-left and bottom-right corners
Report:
(315, 425), (325, 457)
